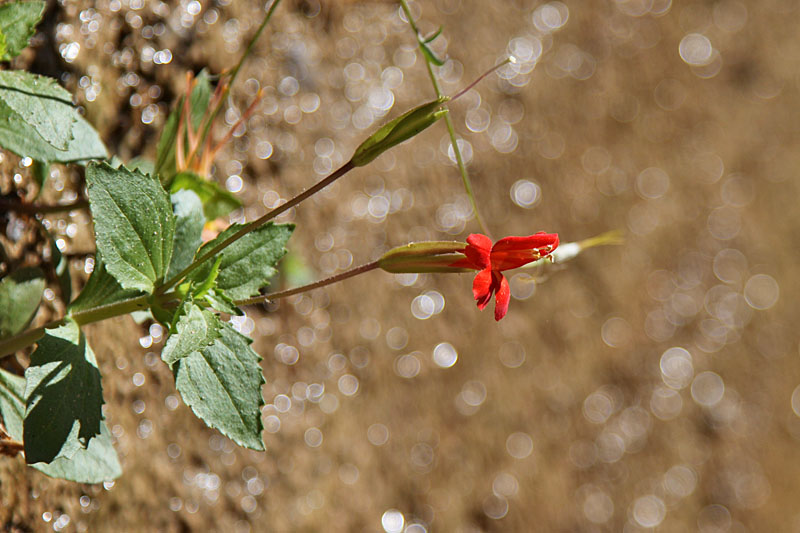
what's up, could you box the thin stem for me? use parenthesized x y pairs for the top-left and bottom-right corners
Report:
(197, 0), (282, 150)
(156, 161), (356, 295)
(398, 0), (490, 238)
(0, 198), (88, 215)
(236, 261), (380, 306)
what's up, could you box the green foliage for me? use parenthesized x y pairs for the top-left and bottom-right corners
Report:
(86, 162), (176, 293)
(0, 266), (44, 339)
(0, 0), (45, 61)
(0, 367), (120, 482)
(67, 255), (144, 313)
(173, 321), (265, 450)
(162, 298), (222, 365)
(168, 189), (205, 280)
(0, 70), (76, 149)
(418, 26), (446, 66)
(23, 320), (104, 464)
(155, 69), (212, 183)
(351, 97), (449, 167)
(171, 171), (242, 221)
(187, 222), (294, 301)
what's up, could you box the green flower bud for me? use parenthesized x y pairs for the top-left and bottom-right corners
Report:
(350, 97), (449, 167)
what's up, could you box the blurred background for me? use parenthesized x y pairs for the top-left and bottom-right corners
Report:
(2, 0), (800, 531)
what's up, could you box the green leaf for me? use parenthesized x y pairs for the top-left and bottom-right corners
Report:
(168, 189), (204, 280)
(162, 299), (222, 365)
(86, 162), (176, 293)
(171, 171), (241, 221)
(155, 69), (212, 183)
(0, 70), (75, 150)
(0, 367), (121, 483)
(0, 266), (44, 339)
(351, 98), (448, 167)
(187, 222), (294, 301)
(420, 41), (446, 66)
(173, 321), (265, 450)
(23, 320), (104, 464)
(67, 254), (144, 313)
(0, 97), (107, 165)
(0, 1), (45, 61)
(203, 289), (242, 316)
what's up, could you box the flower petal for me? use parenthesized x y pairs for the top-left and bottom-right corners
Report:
(472, 268), (493, 309)
(462, 233), (492, 270)
(491, 232), (560, 271)
(493, 272), (511, 321)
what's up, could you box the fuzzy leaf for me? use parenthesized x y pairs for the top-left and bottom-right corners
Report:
(0, 1), (45, 61)
(0, 367), (120, 483)
(23, 320), (104, 464)
(168, 189), (205, 280)
(173, 321), (265, 450)
(187, 222), (293, 301)
(162, 300), (222, 365)
(0, 266), (44, 339)
(0, 70), (75, 149)
(86, 162), (175, 293)
(0, 97), (106, 165)
(171, 171), (241, 221)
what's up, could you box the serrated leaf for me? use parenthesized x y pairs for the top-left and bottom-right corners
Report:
(23, 320), (104, 464)
(0, 1), (45, 61)
(171, 171), (241, 221)
(0, 97), (107, 165)
(86, 162), (175, 293)
(187, 222), (293, 301)
(155, 70), (212, 183)
(0, 367), (120, 483)
(168, 189), (204, 280)
(162, 300), (222, 365)
(0, 266), (44, 339)
(67, 254), (144, 313)
(173, 321), (264, 450)
(0, 70), (76, 150)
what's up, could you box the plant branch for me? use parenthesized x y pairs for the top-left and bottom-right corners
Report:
(0, 293), (151, 358)
(156, 161), (356, 295)
(398, 0), (490, 238)
(0, 197), (88, 215)
(236, 261), (380, 306)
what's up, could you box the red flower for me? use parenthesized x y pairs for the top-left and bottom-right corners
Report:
(450, 233), (559, 321)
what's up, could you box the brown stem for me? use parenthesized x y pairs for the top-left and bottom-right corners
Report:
(0, 198), (88, 215)
(235, 260), (380, 306)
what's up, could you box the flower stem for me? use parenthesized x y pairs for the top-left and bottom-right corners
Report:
(0, 197), (88, 215)
(235, 261), (380, 307)
(156, 161), (356, 295)
(398, 0), (490, 238)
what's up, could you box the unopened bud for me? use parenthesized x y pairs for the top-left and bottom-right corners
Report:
(351, 97), (449, 167)
(378, 241), (472, 274)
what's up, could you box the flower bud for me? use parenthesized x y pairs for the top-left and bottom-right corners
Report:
(350, 97), (449, 167)
(377, 241), (472, 274)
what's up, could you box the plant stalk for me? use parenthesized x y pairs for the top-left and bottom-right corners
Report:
(156, 161), (356, 295)
(398, 0), (490, 238)
(236, 261), (380, 306)
(0, 293), (151, 358)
